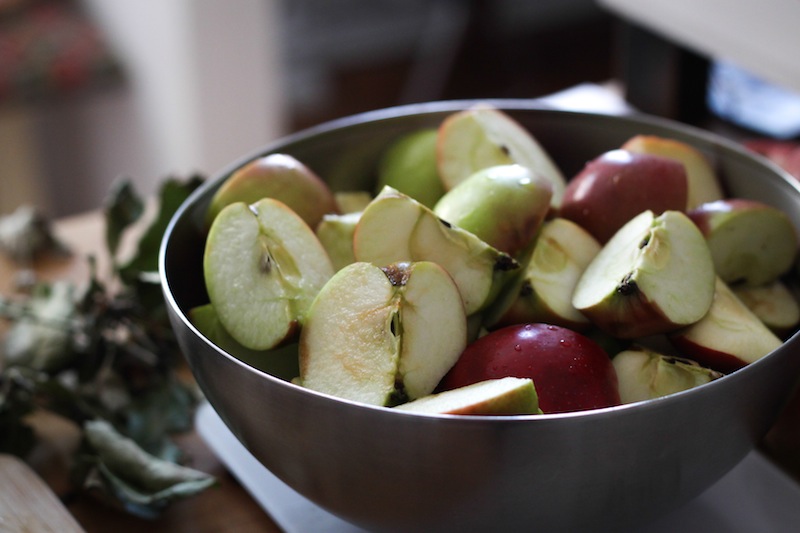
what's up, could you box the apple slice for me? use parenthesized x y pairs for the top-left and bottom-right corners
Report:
(621, 134), (725, 209)
(299, 261), (467, 406)
(438, 323), (620, 414)
(333, 191), (372, 214)
(613, 346), (723, 404)
(572, 210), (716, 339)
(733, 280), (800, 335)
(203, 198), (335, 350)
(687, 198), (798, 286)
(436, 105), (566, 206)
(205, 153), (338, 228)
(669, 277), (784, 373)
(432, 164), (553, 258)
(354, 186), (518, 315)
(188, 303), (300, 380)
(488, 217), (600, 331)
(395, 377), (541, 416)
(376, 128), (445, 208)
(559, 149), (688, 243)
(315, 211), (360, 271)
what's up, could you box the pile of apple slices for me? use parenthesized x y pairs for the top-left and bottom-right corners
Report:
(196, 105), (800, 416)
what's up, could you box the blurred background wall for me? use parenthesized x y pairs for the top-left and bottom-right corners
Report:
(0, 0), (619, 217)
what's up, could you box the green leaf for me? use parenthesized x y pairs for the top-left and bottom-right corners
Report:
(118, 175), (204, 284)
(80, 419), (216, 518)
(104, 180), (145, 260)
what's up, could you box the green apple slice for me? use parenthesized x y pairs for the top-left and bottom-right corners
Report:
(333, 191), (372, 214)
(572, 210), (716, 338)
(205, 153), (338, 228)
(203, 198), (334, 350)
(436, 105), (566, 207)
(669, 277), (783, 373)
(315, 211), (361, 271)
(354, 186), (518, 315)
(395, 377), (541, 416)
(613, 346), (722, 404)
(490, 217), (600, 330)
(433, 164), (553, 257)
(376, 128), (444, 208)
(299, 261), (467, 406)
(687, 198), (798, 286)
(733, 280), (800, 335)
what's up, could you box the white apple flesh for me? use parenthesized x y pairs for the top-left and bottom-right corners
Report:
(203, 198), (334, 350)
(436, 105), (566, 207)
(395, 377), (541, 416)
(299, 261), (467, 406)
(572, 210), (716, 338)
(669, 277), (784, 373)
(613, 346), (723, 404)
(733, 280), (800, 335)
(687, 198), (798, 286)
(489, 217), (600, 331)
(354, 186), (518, 315)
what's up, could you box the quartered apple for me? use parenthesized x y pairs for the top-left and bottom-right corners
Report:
(572, 209), (716, 338)
(432, 164), (553, 258)
(203, 198), (334, 351)
(621, 134), (725, 209)
(436, 105), (567, 206)
(354, 186), (518, 315)
(395, 377), (541, 416)
(299, 261), (467, 406)
(613, 346), (722, 404)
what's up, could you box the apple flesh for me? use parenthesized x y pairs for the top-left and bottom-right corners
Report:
(613, 346), (723, 404)
(376, 128), (445, 208)
(572, 210), (716, 339)
(621, 134), (725, 209)
(687, 198), (798, 286)
(488, 217), (600, 331)
(436, 105), (566, 207)
(432, 164), (553, 258)
(559, 149), (688, 243)
(354, 186), (518, 315)
(315, 211), (360, 271)
(733, 280), (800, 336)
(395, 377), (541, 416)
(669, 277), (784, 373)
(299, 261), (467, 406)
(205, 153), (337, 229)
(438, 323), (620, 414)
(203, 198), (335, 350)
(333, 191), (372, 214)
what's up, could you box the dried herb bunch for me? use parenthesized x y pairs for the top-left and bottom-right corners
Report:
(0, 175), (214, 518)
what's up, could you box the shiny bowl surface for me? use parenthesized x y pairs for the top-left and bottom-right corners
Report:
(160, 100), (800, 532)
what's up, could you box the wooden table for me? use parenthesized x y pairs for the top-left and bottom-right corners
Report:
(0, 211), (283, 533)
(4, 209), (800, 532)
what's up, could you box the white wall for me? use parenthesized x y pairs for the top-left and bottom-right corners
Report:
(26, 0), (288, 216)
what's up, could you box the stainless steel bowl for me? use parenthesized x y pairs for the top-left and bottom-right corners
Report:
(160, 100), (800, 532)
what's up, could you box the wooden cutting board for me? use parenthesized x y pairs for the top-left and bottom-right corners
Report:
(0, 454), (85, 532)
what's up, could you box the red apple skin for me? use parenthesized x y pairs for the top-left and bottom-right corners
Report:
(438, 323), (621, 414)
(668, 337), (745, 375)
(559, 150), (688, 243)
